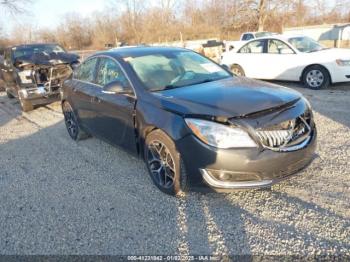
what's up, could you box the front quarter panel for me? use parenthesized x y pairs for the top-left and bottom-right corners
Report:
(136, 99), (189, 157)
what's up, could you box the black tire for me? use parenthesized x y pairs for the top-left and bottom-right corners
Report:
(302, 65), (330, 90)
(6, 88), (15, 99)
(230, 64), (245, 76)
(62, 101), (89, 141)
(19, 95), (34, 112)
(145, 129), (188, 196)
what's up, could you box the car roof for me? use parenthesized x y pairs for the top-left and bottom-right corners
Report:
(94, 46), (190, 58)
(249, 34), (308, 41)
(10, 43), (60, 49)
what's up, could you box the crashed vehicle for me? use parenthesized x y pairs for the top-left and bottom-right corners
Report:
(61, 47), (317, 196)
(0, 44), (79, 111)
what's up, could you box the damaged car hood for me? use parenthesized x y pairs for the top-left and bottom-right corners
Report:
(152, 77), (302, 118)
(15, 52), (79, 67)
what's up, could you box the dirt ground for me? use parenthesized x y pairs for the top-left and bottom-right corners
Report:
(0, 81), (349, 256)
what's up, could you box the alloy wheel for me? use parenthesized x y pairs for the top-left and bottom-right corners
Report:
(62, 103), (78, 139)
(147, 140), (176, 189)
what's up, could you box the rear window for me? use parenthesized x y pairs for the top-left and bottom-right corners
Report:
(242, 34), (254, 41)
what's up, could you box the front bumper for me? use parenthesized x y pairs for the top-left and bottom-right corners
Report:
(176, 128), (317, 191)
(330, 65), (350, 83)
(18, 86), (61, 105)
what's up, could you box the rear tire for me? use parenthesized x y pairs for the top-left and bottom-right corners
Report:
(302, 65), (330, 90)
(62, 101), (89, 141)
(145, 129), (188, 196)
(230, 64), (245, 76)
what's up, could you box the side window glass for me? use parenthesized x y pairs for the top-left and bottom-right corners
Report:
(239, 40), (265, 54)
(75, 58), (98, 83)
(96, 58), (130, 89)
(268, 40), (294, 54)
(242, 34), (254, 41)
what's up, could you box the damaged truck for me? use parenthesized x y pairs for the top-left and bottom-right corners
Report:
(0, 44), (79, 112)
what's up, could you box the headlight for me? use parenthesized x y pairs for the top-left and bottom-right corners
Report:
(185, 118), (257, 149)
(336, 59), (350, 66)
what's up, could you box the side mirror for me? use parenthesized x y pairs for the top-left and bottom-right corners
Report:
(102, 80), (131, 95)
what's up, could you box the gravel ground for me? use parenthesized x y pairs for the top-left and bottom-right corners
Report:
(0, 82), (349, 257)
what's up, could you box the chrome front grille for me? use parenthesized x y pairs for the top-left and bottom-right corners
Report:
(256, 129), (292, 148)
(256, 115), (312, 151)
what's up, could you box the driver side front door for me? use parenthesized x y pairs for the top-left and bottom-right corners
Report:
(91, 57), (137, 154)
(265, 39), (300, 81)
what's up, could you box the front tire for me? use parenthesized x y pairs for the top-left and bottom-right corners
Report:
(6, 88), (15, 99)
(230, 64), (245, 76)
(62, 101), (89, 141)
(302, 65), (330, 90)
(145, 130), (188, 196)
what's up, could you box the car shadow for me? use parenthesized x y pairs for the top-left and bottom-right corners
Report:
(0, 92), (22, 128)
(0, 118), (252, 256)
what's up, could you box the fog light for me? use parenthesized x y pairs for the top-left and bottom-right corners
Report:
(219, 172), (231, 181)
(206, 169), (261, 182)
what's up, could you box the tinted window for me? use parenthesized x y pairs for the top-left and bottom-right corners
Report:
(96, 58), (129, 89)
(268, 40), (294, 54)
(75, 58), (98, 83)
(242, 34), (254, 41)
(239, 40), (265, 53)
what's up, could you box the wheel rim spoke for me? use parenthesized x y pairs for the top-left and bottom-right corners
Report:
(63, 104), (77, 137)
(147, 140), (175, 189)
(307, 70), (324, 87)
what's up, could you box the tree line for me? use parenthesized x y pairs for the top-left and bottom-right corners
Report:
(1, 0), (350, 50)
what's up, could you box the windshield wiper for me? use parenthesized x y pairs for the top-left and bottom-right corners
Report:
(188, 77), (231, 86)
(150, 84), (182, 92)
(151, 77), (228, 92)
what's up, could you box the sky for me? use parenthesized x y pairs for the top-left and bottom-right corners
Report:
(0, 0), (110, 34)
(0, 0), (339, 35)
